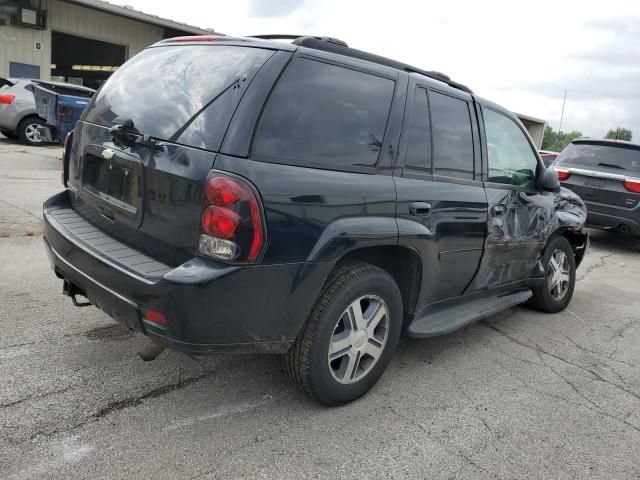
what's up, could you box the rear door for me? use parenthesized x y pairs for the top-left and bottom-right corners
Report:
(467, 105), (550, 291)
(394, 81), (488, 308)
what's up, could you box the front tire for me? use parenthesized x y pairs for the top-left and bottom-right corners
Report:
(18, 117), (46, 146)
(285, 262), (402, 406)
(527, 236), (576, 313)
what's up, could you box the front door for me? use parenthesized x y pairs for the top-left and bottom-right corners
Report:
(467, 106), (553, 292)
(395, 84), (488, 311)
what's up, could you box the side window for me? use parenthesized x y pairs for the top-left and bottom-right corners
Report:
(430, 91), (474, 180)
(253, 58), (395, 169)
(404, 87), (431, 170)
(484, 108), (539, 188)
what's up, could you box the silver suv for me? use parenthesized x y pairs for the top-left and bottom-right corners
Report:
(0, 78), (46, 145)
(0, 78), (93, 146)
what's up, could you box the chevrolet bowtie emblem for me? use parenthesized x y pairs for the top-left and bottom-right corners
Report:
(101, 148), (115, 160)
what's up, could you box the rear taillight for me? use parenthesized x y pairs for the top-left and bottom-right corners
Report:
(623, 177), (640, 193)
(144, 308), (167, 327)
(198, 172), (265, 262)
(0, 94), (15, 104)
(554, 166), (571, 181)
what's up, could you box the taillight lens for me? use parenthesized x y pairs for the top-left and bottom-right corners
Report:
(201, 206), (240, 238)
(554, 167), (571, 181)
(0, 94), (15, 104)
(623, 177), (640, 193)
(198, 172), (265, 262)
(144, 308), (167, 327)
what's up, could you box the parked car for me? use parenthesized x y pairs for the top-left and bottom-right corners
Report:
(43, 35), (588, 405)
(32, 82), (94, 143)
(539, 149), (559, 167)
(0, 77), (93, 146)
(554, 139), (640, 235)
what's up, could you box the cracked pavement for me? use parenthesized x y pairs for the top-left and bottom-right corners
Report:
(1, 137), (639, 479)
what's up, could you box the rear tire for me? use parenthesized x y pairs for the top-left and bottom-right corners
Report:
(18, 117), (45, 146)
(527, 236), (576, 313)
(285, 262), (402, 406)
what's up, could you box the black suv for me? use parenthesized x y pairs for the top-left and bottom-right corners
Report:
(43, 35), (588, 405)
(554, 139), (640, 235)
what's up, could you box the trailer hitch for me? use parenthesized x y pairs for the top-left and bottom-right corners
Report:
(62, 280), (91, 307)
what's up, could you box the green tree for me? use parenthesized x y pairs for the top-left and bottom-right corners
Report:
(543, 126), (582, 151)
(555, 130), (583, 151)
(541, 125), (558, 150)
(605, 128), (632, 141)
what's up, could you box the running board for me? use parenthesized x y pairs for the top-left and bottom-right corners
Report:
(406, 289), (532, 338)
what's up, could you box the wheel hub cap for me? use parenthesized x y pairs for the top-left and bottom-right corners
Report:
(547, 249), (571, 301)
(352, 330), (367, 349)
(327, 295), (389, 385)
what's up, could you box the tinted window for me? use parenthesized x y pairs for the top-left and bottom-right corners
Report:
(405, 87), (431, 170)
(430, 91), (474, 179)
(484, 108), (539, 188)
(253, 58), (394, 169)
(84, 45), (273, 150)
(556, 143), (640, 173)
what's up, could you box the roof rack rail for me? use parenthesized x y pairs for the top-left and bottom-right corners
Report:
(249, 35), (348, 47)
(251, 35), (472, 94)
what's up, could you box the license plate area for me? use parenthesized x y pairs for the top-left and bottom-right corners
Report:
(80, 145), (144, 228)
(83, 153), (139, 213)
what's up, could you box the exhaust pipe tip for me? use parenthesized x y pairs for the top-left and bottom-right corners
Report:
(618, 224), (630, 234)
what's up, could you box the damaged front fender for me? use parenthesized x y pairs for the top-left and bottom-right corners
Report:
(467, 186), (588, 292)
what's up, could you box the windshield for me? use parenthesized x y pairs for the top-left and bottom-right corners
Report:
(556, 142), (640, 173)
(84, 45), (273, 150)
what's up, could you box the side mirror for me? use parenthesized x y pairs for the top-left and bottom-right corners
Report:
(538, 168), (561, 192)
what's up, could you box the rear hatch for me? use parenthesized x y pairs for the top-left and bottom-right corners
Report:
(66, 42), (276, 263)
(555, 140), (640, 209)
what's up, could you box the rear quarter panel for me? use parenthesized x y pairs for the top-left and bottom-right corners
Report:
(212, 155), (399, 264)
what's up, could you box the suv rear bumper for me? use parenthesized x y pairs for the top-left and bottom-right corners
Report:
(43, 191), (332, 354)
(584, 200), (640, 234)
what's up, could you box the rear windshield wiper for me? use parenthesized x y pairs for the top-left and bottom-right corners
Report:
(597, 162), (625, 170)
(109, 117), (159, 150)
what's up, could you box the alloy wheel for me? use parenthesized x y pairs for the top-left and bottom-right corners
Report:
(547, 249), (571, 301)
(328, 295), (389, 384)
(24, 123), (43, 144)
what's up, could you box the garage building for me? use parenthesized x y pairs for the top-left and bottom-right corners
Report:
(516, 112), (546, 149)
(0, 0), (213, 88)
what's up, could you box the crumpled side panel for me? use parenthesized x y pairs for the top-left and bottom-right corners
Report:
(468, 187), (587, 292)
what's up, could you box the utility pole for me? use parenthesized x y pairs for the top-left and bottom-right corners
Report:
(558, 90), (567, 137)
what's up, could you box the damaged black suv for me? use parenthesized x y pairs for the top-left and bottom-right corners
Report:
(43, 35), (588, 405)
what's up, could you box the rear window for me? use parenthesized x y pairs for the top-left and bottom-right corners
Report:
(84, 45), (274, 150)
(253, 57), (395, 170)
(557, 142), (640, 173)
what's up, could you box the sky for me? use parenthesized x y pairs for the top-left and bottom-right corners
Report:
(122, 0), (640, 139)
